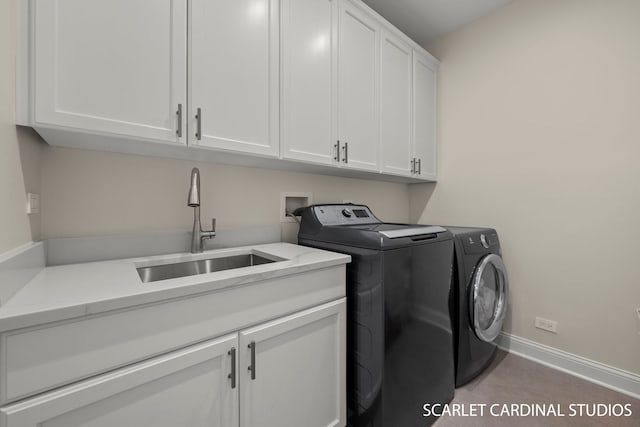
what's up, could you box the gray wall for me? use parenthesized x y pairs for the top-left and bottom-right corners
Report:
(0, 0), (44, 255)
(39, 146), (409, 239)
(411, 0), (640, 374)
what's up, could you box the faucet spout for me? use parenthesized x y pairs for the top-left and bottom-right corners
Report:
(187, 168), (200, 207)
(187, 168), (215, 253)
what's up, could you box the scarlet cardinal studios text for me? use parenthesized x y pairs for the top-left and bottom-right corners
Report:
(422, 403), (633, 418)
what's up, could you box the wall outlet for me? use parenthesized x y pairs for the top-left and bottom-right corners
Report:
(535, 317), (558, 333)
(26, 192), (40, 214)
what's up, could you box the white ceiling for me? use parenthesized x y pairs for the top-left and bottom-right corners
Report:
(362, 0), (513, 46)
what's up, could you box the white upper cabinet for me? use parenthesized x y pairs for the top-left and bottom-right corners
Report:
(31, 0), (187, 145)
(280, 0), (338, 165)
(379, 29), (439, 181)
(189, 0), (279, 157)
(279, 0), (439, 181)
(413, 49), (439, 181)
(379, 29), (413, 177)
(19, 0), (438, 182)
(337, 0), (380, 172)
(281, 0), (382, 173)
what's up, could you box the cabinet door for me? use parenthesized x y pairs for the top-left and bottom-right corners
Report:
(280, 0), (338, 165)
(412, 50), (439, 181)
(190, 0), (279, 157)
(0, 335), (239, 427)
(32, 0), (186, 145)
(379, 29), (413, 177)
(337, 0), (380, 172)
(239, 299), (346, 427)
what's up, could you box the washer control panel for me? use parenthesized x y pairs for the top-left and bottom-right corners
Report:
(463, 231), (499, 254)
(312, 204), (379, 226)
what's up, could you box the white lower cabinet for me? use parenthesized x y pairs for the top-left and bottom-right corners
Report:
(0, 300), (346, 427)
(240, 299), (346, 427)
(0, 334), (239, 427)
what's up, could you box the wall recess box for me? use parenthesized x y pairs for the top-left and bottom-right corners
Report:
(281, 192), (312, 223)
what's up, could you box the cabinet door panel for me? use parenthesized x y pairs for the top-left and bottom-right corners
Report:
(239, 299), (346, 427)
(413, 51), (438, 180)
(190, 0), (279, 156)
(1, 335), (238, 427)
(281, 0), (337, 165)
(380, 30), (412, 176)
(338, 1), (379, 172)
(33, 0), (186, 144)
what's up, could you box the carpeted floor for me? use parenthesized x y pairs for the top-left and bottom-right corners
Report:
(433, 350), (640, 426)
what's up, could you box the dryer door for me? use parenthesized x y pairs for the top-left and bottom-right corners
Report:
(469, 254), (509, 342)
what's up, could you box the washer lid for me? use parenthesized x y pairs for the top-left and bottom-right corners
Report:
(296, 204), (452, 249)
(470, 254), (509, 342)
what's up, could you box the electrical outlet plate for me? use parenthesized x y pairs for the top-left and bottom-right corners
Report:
(26, 192), (40, 214)
(280, 192), (312, 223)
(535, 317), (558, 333)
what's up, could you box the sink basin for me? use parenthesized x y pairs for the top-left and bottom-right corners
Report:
(137, 253), (278, 283)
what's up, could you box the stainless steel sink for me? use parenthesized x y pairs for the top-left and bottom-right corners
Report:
(137, 253), (277, 283)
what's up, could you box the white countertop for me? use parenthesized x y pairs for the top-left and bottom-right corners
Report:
(0, 243), (350, 333)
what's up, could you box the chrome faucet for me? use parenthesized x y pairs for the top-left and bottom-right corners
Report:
(187, 167), (216, 253)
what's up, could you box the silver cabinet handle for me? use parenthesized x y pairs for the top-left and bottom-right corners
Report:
(228, 347), (236, 389)
(417, 158), (422, 175)
(248, 341), (256, 380)
(334, 141), (340, 162)
(410, 157), (416, 174)
(342, 142), (348, 163)
(195, 107), (202, 140)
(176, 104), (183, 138)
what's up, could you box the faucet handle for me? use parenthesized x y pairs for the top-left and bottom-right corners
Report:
(200, 218), (217, 246)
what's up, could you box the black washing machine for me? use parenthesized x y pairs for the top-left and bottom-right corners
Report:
(295, 204), (455, 427)
(446, 227), (509, 387)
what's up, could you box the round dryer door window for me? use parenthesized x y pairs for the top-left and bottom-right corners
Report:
(470, 254), (509, 342)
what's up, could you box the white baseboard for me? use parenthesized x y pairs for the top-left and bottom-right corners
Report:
(497, 332), (640, 400)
